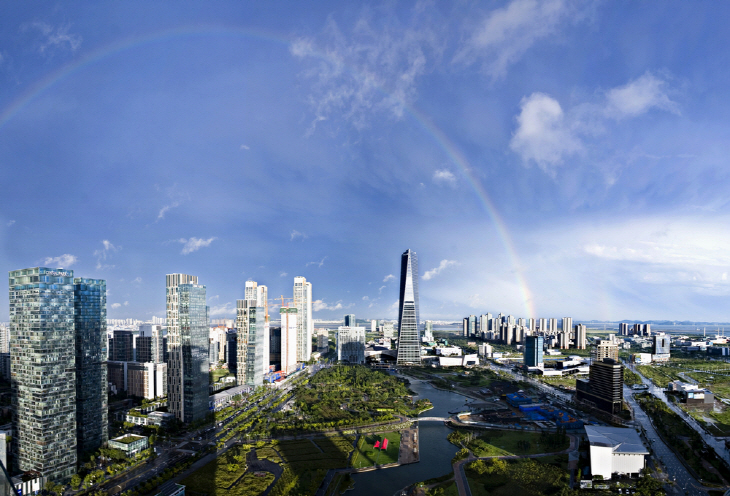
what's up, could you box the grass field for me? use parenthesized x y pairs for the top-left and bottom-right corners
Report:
(466, 430), (569, 457)
(465, 458), (570, 496)
(351, 432), (401, 468)
(181, 444), (272, 496)
(267, 436), (355, 496)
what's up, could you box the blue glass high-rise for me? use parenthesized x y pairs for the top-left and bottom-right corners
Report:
(74, 278), (108, 457)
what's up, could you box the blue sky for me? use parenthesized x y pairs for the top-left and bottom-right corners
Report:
(2, 1), (730, 322)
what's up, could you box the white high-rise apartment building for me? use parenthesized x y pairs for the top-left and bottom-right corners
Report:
(280, 307), (298, 374)
(293, 276), (313, 362)
(244, 281), (268, 308)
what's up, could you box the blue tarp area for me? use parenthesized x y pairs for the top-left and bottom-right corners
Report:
(506, 392), (533, 407)
(505, 392), (584, 429)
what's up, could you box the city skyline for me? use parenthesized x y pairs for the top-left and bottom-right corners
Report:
(4, 2), (730, 322)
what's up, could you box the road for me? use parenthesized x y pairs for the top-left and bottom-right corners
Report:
(624, 386), (707, 496)
(628, 363), (730, 468)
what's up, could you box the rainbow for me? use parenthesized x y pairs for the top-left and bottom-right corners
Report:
(0, 24), (535, 319)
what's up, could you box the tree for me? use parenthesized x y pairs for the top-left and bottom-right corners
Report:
(70, 474), (82, 490)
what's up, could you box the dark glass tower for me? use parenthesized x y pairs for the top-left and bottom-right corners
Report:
(9, 267), (77, 481)
(166, 274), (209, 424)
(396, 249), (421, 365)
(74, 278), (108, 457)
(524, 335), (544, 368)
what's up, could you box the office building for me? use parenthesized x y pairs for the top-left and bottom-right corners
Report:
(524, 335), (544, 368)
(618, 323), (630, 336)
(293, 276), (313, 362)
(269, 326), (281, 370)
(9, 267), (77, 480)
(653, 333), (670, 362)
(381, 322), (395, 338)
(595, 337), (619, 362)
(236, 299), (267, 387)
(539, 318), (547, 333)
(344, 314), (356, 327)
(463, 315), (477, 337)
(225, 330), (238, 375)
(166, 274), (209, 424)
(337, 326), (366, 364)
(109, 329), (134, 361)
(108, 361), (167, 399)
(423, 320), (434, 342)
(576, 358), (623, 415)
(74, 278), (108, 457)
(317, 329), (329, 353)
(396, 249), (421, 365)
(280, 307), (298, 374)
(136, 324), (164, 363)
(574, 324), (587, 350)
(371, 320), (377, 333)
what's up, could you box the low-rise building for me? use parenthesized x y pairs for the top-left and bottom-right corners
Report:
(667, 381), (714, 409)
(438, 354), (479, 367)
(585, 426), (647, 479)
(108, 434), (149, 457)
(436, 346), (462, 356)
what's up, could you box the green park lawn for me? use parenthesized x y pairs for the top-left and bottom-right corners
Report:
(351, 431), (401, 468)
(448, 429), (569, 458)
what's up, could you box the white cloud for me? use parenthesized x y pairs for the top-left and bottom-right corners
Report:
(291, 6), (442, 131)
(24, 21), (82, 55)
(313, 299), (344, 312)
(94, 239), (119, 269)
(510, 92), (580, 173)
(423, 259), (458, 280)
(280, 272), (288, 277)
(111, 303), (121, 309)
(378, 285), (387, 293)
(290, 230), (307, 241)
(432, 169), (457, 186)
(362, 296), (369, 301)
(132, 277), (142, 284)
(124, 301), (129, 306)
(6, 220), (15, 227)
(179, 237), (216, 255)
(240, 144), (250, 150)
(510, 72), (678, 174)
(44, 254), (77, 268)
(605, 72), (679, 119)
(455, 0), (581, 79)
(209, 302), (236, 316)
(306, 256), (327, 268)
(383, 274), (395, 282)
(155, 184), (189, 221)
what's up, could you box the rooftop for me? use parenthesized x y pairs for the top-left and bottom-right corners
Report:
(585, 426), (648, 454)
(112, 434), (145, 444)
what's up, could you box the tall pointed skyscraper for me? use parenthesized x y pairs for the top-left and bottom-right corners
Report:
(396, 249), (421, 365)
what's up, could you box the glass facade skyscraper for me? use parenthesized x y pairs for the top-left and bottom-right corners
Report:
(396, 249), (421, 365)
(74, 278), (108, 457)
(236, 300), (266, 386)
(524, 335), (544, 368)
(9, 267), (77, 481)
(166, 274), (209, 424)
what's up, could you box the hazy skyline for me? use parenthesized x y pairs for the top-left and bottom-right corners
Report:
(2, 2), (730, 322)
